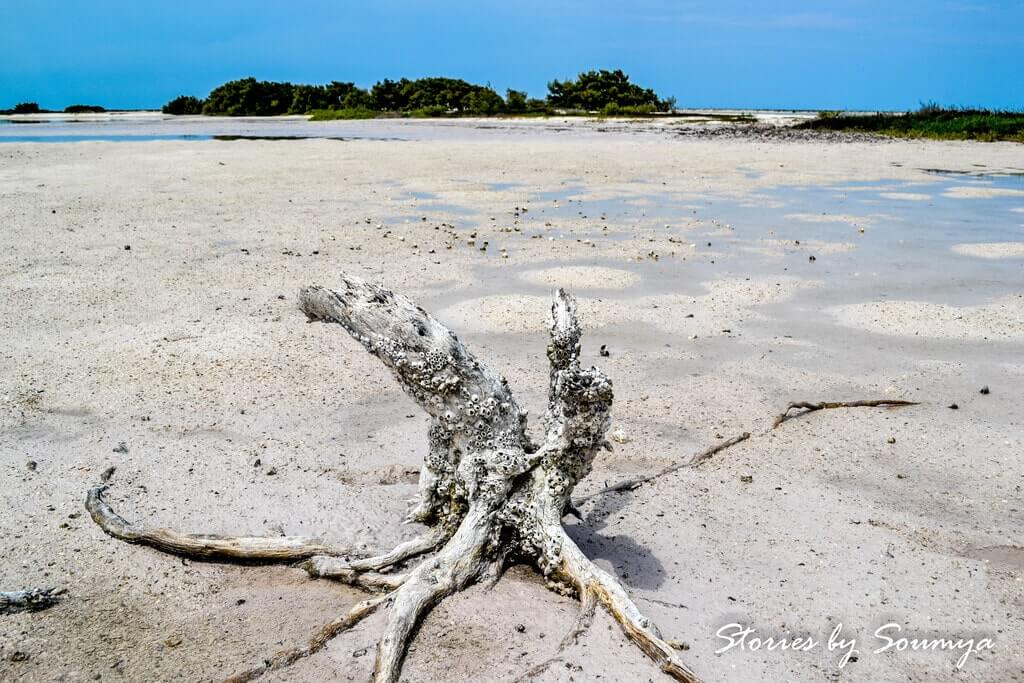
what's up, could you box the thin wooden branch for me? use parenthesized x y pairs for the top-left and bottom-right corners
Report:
(576, 432), (752, 504)
(86, 484), (352, 562)
(0, 587), (65, 615)
(224, 594), (389, 683)
(302, 529), (447, 583)
(515, 655), (567, 682)
(772, 399), (918, 429)
(578, 397), (919, 504)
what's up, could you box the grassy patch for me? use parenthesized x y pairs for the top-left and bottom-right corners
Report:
(308, 108), (379, 120)
(668, 112), (757, 123)
(797, 105), (1024, 142)
(498, 111), (557, 118)
(405, 106), (449, 118)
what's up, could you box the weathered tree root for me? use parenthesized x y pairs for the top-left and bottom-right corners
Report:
(0, 588), (66, 615)
(771, 399), (918, 429)
(85, 274), (699, 682)
(85, 274), (922, 683)
(302, 527), (449, 580)
(86, 484), (353, 561)
(550, 527), (699, 681)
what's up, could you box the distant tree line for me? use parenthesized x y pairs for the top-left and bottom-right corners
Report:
(159, 70), (675, 117)
(64, 104), (106, 113)
(0, 102), (107, 115)
(162, 95), (204, 115)
(8, 102), (43, 114)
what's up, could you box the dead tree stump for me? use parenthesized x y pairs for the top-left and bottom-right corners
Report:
(87, 274), (700, 682)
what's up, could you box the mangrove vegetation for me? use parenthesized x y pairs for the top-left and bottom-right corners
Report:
(162, 70), (675, 118)
(798, 103), (1024, 142)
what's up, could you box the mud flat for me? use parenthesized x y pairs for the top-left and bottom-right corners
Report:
(1, 120), (1022, 682)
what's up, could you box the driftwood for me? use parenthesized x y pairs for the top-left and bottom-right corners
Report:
(772, 399), (918, 429)
(86, 486), (352, 561)
(83, 274), (922, 683)
(0, 588), (65, 615)
(576, 432), (752, 503)
(86, 275), (699, 683)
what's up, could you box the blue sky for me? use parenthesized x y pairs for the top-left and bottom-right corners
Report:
(2, 0), (1021, 110)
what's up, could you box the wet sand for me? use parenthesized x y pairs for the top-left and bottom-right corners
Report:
(1, 121), (1022, 682)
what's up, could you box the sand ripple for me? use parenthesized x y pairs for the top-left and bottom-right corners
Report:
(942, 186), (1024, 199)
(518, 266), (640, 289)
(952, 242), (1024, 259)
(438, 277), (812, 335)
(784, 212), (872, 227)
(830, 297), (1024, 340)
(879, 192), (931, 201)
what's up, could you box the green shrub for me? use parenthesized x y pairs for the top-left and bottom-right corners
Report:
(600, 102), (656, 116)
(547, 69), (672, 112)
(64, 104), (105, 113)
(12, 102), (41, 114)
(162, 95), (204, 115)
(505, 89), (527, 113)
(525, 98), (550, 114)
(372, 77), (506, 114)
(407, 105), (448, 118)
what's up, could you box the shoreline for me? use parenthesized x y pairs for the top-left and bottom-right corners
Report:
(0, 130), (1021, 682)
(4, 114), (1024, 148)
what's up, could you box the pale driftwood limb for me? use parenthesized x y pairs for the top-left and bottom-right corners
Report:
(300, 276), (530, 531)
(560, 586), (598, 649)
(541, 289), (614, 472)
(557, 536), (698, 682)
(86, 484), (352, 562)
(0, 587), (66, 615)
(529, 479), (699, 683)
(771, 399), (918, 429)
(302, 565), (408, 592)
(268, 279), (694, 682)
(224, 594), (388, 683)
(479, 556), (508, 591)
(302, 528), (448, 581)
(372, 506), (493, 683)
(575, 431), (752, 504)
